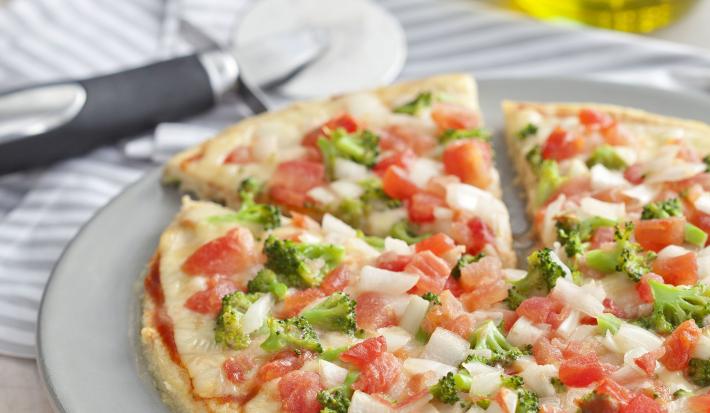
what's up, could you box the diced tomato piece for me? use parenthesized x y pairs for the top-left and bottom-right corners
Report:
(660, 319), (702, 371)
(620, 394), (664, 413)
(353, 352), (402, 394)
(268, 160), (325, 208)
(577, 393), (620, 413)
(464, 217), (495, 255)
(579, 108), (613, 128)
(458, 256), (508, 311)
(431, 103), (479, 131)
(290, 212), (320, 230)
(442, 140), (492, 189)
(373, 149), (416, 176)
(603, 298), (626, 319)
(590, 227), (615, 249)
(375, 251), (413, 272)
(258, 350), (316, 382)
(652, 251), (698, 286)
(533, 337), (564, 365)
(223, 354), (254, 384)
(636, 273), (664, 303)
(688, 394), (710, 413)
(280, 288), (325, 318)
(355, 293), (397, 330)
(415, 233), (456, 257)
(340, 336), (387, 368)
(382, 166), (419, 200)
(623, 164), (645, 185)
(601, 124), (631, 146)
(407, 192), (445, 224)
(406, 250), (452, 295)
(278, 370), (323, 413)
(182, 228), (256, 277)
(634, 217), (685, 252)
(541, 127), (585, 161)
(302, 114), (358, 147)
(381, 124), (437, 155)
(595, 378), (632, 405)
(184, 277), (238, 315)
(516, 296), (568, 327)
(224, 145), (253, 164)
(319, 265), (351, 294)
(443, 275), (464, 297)
(633, 347), (664, 376)
(559, 352), (606, 387)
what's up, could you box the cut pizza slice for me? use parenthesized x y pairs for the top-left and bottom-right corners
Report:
(165, 74), (514, 266)
(502, 101), (710, 411)
(142, 197), (523, 413)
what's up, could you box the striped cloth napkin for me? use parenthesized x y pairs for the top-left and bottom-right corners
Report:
(2, 0), (710, 359)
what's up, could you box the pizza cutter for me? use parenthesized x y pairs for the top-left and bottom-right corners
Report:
(0, 0), (405, 174)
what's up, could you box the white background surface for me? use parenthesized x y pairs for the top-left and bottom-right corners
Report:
(1, 1), (709, 412)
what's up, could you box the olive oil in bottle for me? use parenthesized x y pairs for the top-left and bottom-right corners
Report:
(513, 0), (697, 33)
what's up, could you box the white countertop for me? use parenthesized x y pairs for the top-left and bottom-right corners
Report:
(2, 2), (709, 412)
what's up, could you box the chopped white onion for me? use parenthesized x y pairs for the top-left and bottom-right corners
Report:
(345, 238), (382, 261)
(433, 207), (454, 221)
(356, 266), (419, 295)
(656, 367), (697, 396)
(462, 360), (501, 376)
(695, 193), (710, 215)
(645, 162), (706, 184)
(349, 390), (394, 413)
(398, 392), (434, 413)
(579, 197), (626, 221)
(622, 184), (658, 205)
(388, 294), (412, 318)
(409, 158), (442, 188)
(657, 245), (690, 260)
(507, 317), (548, 347)
(384, 237), (412, 255)
(519, 363), (558, 397)
(569, 325), (597, 342)
(307, 186), (337, 205)
(323, 214), (357, 239)
(560, 158), (589, 178)
(330, 180), (364, 199)
(698, 246), (710, 283)
(318, 359), (349, 389)
(251, 133), (278, 161)
(242, 294), (274, 334)
(551, 278), (605, 317)
(366, 208), (407, 237)
(445, 183), (507, 232)
(399, 295), (431, 334)
(402, 358), (456, 379)
(590, 164), (628, 191)
(422, 328), (470, 366)
(555, 310), (580, 339)
(508, 108), (543, 134)
(377, 326), (412, 352)
(692, 333), (710, 359)
(614, 147), (637, 166)
(470, 371), (502, 397)
(502, 268), (527, 282)
(334, 158), (369, 181)
(607, 323), (663, 354)
(541, 195), (566, 246)
(344, 93), (390, 120)
(496, 387), (518, 413)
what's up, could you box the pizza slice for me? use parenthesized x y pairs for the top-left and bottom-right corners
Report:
(165, 74), (514, 267)
(142, 197), (523, 412)
(502, 101), (710, 410)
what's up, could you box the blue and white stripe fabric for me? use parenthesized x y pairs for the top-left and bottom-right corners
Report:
(2, 0), (710, 358)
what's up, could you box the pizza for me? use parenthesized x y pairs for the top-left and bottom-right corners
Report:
(501, 101), (710, 411)
(142, 74), (710, 413)
(164, 74), (514, 267)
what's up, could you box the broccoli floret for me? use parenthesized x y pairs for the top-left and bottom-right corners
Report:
(450, 253), (484, 278)
(556, 215), (617, 258)
(439, 128), (491, 145)
(517, 123), (538, 140)
(641, 198), (682, 220)
(318, 129), (379, 176)
(260, 316), (323, 353)
(421, 292), (441, 305)
(596, 313), (622, 335)
(335, 198), (365, 228)
(516, 388), (540, 413)
(389, 220), (429, 245)
(550, 377), (566, 393)
(585, 222), (654, 282)
(247, 269), (288, 300)
(208, 178), (281, 229)
(317, 386), (351, 413)
(215, 291), (262, 349)
(301, 292), (356, 334)
(586, 145), (627, 170)
(263, 235), (344, 289)
(525, 145), (543, 172)
(501, 374), (524, 389)
(640, 280), (710, 334)
(704, 155), (710, 172)
(507, 248), (568, 309)
(394, 91), (433, 115)
(471, 320), (524, 366)
(535, 160), (564, 206)
(688, 358), (710, 386)
(358, 178), (401, 209)
(430, 371), (472, 405)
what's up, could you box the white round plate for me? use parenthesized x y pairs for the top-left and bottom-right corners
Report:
(38, 78), (710, 412)
(235, 0), (407, 99)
